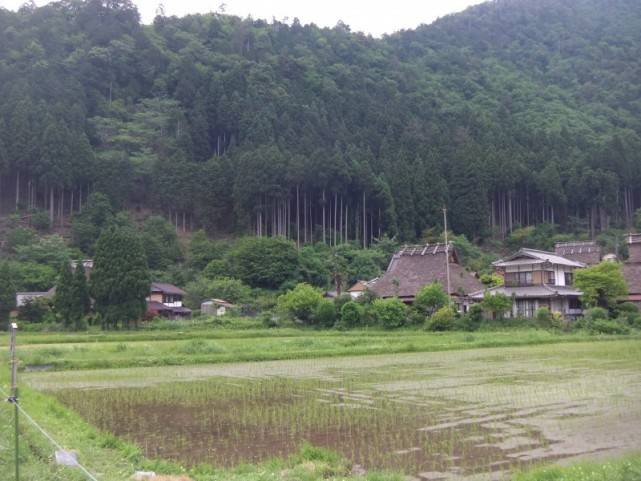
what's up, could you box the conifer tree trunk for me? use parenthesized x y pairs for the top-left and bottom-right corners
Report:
(322, 189), (326, 244)
(296, 185), (300, 248)
(362, 191), (367, 248)
(15, 170), (19, 210)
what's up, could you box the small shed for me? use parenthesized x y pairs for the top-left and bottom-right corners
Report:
(201, 299), (235, 316)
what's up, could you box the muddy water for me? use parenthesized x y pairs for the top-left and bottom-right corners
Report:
(42, 342), (641, 480)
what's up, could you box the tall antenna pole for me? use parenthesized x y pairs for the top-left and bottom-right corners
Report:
(9, 322), (19, 481)
(443, 208), (452, 307)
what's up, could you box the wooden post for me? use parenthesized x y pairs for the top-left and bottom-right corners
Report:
(9, 322), (19, 481)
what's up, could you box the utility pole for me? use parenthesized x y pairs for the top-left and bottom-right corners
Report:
(9, 322), (19, 481)
(443, 208), (452, 308)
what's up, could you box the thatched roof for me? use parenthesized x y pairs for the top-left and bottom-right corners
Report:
(370, 244), (482, 301)
(554, 241), (601, 266)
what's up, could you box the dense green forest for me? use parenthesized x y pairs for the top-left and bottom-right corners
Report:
(1, 0), (640, 245)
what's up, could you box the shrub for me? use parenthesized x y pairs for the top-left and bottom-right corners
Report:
(534, 307), (561, 329)
(583, 307), (609, 323)
(203, 259), (229, 279)
(30, 209), (51, 231)
(414, 283), (448, 317)
(481, 292), (513, 320)
(616, 302), (641, 327)
(7, 226), (36, 252)
(277, 283), (324, 324)
(337, 301), (364, 329)
(575, 262), (627, 310)
(426, 306), (456, 331)
(313, 299), (337, 327)
(227, 236), (299, 288)
(590, 319), (630, 335)
(457, 304), (483, 331)
(18, 297), (50, 323)
(371, 298), (407, 329)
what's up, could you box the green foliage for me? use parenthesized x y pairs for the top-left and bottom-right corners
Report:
(228, 237), (299, 289)
(313, 299), (337, 327)
(54, 261), (76, 328)
(6, 226), (37, 252)
(14, 234), (73, 267)
(277, 283), (324, 324)
(616, 302), (641, 327)
(575, 262), (628, 309)
(414, 283), (448, 317)
(71, 193), (114, 254)
(338, 301), (364, 329)
(589, 319), (630, 335)
(583, 307), (609, 323)
(506, 224), (557, 251)
(90, 226), (150, 329)
(298, 244), (332, 287)
(481, 293), (513, 320)
(457, 304), (484, 331)
(141, 216), (182, 269)
(17, 297), (50, 323)
(4, 261), (57, 291)
(202, 259), (229, 279)
(0, 262), (16, 328)
(426, 306), (456, 331)
(371, 298), (407, 329)
(185, 276), (251, 308)
(534, 307), (561, 330)
(30, 209), (51, 232)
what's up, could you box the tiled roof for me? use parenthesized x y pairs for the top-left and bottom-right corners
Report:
(370, 244), (482, 300)
(150, 282), (186, 295)
(494, 248), (585, 268)
(469, 284), (582, 299)
(554, 241), (601, 266)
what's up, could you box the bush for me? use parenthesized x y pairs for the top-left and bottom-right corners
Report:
(6, 226), (36, 252)
(313, 299), (337, 327)
(414, 283), (448, 317)
(185, 276), (251, 308)
(371, 298), (407, 329)
(590, 319), (630, 335)
(277, 283), (324, 324)
(616, 302), (641, 327)
(30, 209), (51, 231)
(17, 298), (50, 323)
(583, 307), (609, 323)
(337, 301), (364, 329)
(535, 307), (561, 329)
(457, 304), (483, 331)
(426, 306), (456, 331)
(481, 292), (513, 320)
(203, 259), (229, 279)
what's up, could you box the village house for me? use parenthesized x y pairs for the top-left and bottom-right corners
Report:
(201, 299), (235, 316)
(347, 279), (377, 299)
(622, 234), (641, 308)
(146, 282), (192, 319)
(470, 248), (585, 319)
(369, 243), (483, 311)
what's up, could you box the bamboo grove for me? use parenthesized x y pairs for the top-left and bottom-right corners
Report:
(0, 0), (640, 245)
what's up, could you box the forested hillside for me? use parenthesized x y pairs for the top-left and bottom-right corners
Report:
(1, 0), (640, 245)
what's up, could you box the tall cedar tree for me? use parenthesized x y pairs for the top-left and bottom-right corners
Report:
(73, 261), (91, 327)
(90, 226), (150, 329)
(54, 260), (76, 328)
(0, 263), (16, 329)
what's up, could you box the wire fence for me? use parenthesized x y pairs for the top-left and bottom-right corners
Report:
(0, 385), (101, 481)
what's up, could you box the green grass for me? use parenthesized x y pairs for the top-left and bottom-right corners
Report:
(2, 326), (638, 370)
(513, 455), (641, 481)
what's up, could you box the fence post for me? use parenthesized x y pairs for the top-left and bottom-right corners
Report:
(9, 322), (19, 481)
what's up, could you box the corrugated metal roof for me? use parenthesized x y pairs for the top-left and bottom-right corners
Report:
(493, 248), (585, 268)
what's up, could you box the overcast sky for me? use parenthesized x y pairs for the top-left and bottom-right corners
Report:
(0, 0), (486, 36)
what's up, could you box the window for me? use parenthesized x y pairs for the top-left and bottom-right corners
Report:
(564, 272), (573, 286)
(516, 299), (536, 318)
(568, 297), (581, 310)
(505, 271), (533, 286)
(545, 271), (555, 285)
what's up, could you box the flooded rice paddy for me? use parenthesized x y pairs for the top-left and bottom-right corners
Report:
(27, 340), (641, 480)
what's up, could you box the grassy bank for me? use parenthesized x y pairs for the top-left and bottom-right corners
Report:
(2, 327), (639, 370)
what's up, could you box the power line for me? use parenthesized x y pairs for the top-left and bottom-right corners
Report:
(1, 386), (100, 481)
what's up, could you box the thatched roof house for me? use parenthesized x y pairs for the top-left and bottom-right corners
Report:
(369, 244), (482, 304)
(554, 241), (602, 266)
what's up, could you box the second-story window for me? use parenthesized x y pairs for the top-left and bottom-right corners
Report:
(565, 272), (573, 285)
(506, 271), (532, 286)
(545, 271), (555, 284)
